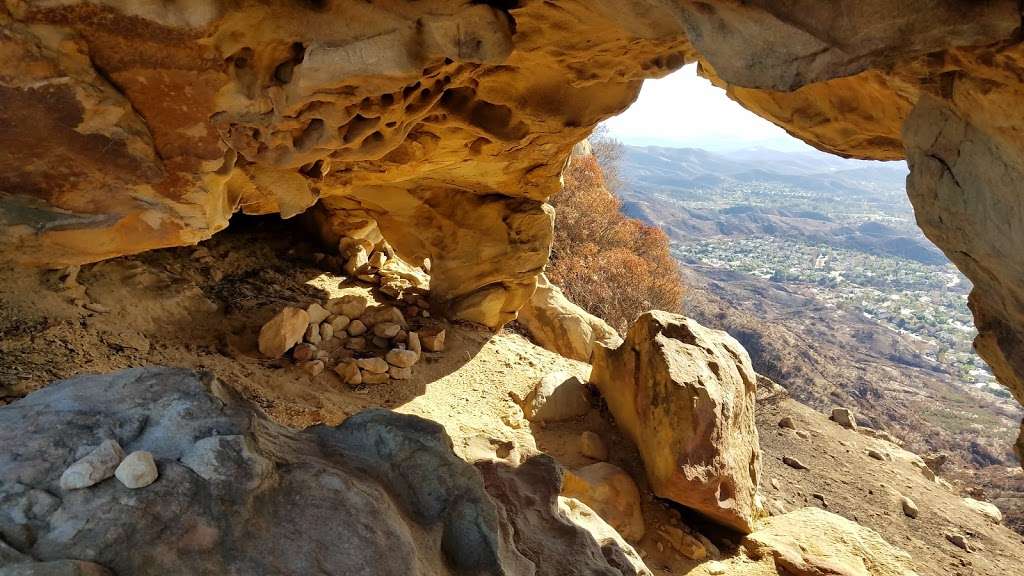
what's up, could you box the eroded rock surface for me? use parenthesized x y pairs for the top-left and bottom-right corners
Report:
(0, 367), (648, 575)
(3, 1), (1024, 452)
(591, 311), (761, 533)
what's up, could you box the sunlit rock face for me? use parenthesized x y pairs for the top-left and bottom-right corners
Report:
(2, 1), (1024, 445)
(0, 0), (691, 326)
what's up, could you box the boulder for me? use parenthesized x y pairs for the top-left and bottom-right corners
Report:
(258, 307), (310, 358)
(830, 408), (858, 430)
(0, 367), (649, 575)
(517, 274), (622, 363)
(591, 311), (761, 533)
(963, 497), (1003, 524)
(560, 463), (646, 542)
(519, 372), (591, 423)
(742, 508), (919, 576)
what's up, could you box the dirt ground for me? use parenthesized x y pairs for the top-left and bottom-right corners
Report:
(3, 216), (1023, 575)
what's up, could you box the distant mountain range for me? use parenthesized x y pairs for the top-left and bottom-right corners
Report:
(621, 145), (909, 196)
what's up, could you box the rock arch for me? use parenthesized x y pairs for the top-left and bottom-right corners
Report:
(1, 1), (1023, 454)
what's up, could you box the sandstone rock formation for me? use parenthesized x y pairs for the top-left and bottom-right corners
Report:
(3, 1), (1024, 454)
(591, 311), (761, 533)
(561, 463), (646, 542)
(518, 274), (623, 363)
(0, 367), (649, 575)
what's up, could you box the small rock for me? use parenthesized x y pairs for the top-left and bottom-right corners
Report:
(658, 525), (707, 560)
(770, 478), (780, 490)
(306, 302), (331, 325)
(778, 416), (796, 429)
(362, 371), (389, 385)
(900, 495), (918, 519)
(334, 360), (361, 385)
(60, 439), (125, 490)
(782, 456), (808, 470)
(345, 337), (366, 351)
(386, 348), (418, 368)
(291, 343), (317, 362)
(320, 322), (334, 341)
(300, 360), (325, 377)
(371, 336), (389, 348)
(258, 307), (310, 358)
(705, 560), (727, 575)
(115, 451), (158, 489)
(812, 493), (828, 508)
(795, 430), (810, 439)
(374, 322), (400, 338)
(419, 326), (445, 352)
(304, 323), (322, 345)
(579, 431), (608, 461)
(329, 295), (367, 319)
(912, 460), (936, 481)
(945, 532), (971, 552)
(315, 350), (329, 361)
(394, 330), (408, 343)
(408, 332), (422, 355)
(357, 357), (389, 374)
(830, 407), (858, 430)
(389, 366), (412, 380)
(344, 247), (369, 276)
(405, 306), (419, 318)
(357, 274), (377, 283)
(330, 315), (351, 333)
(866, 448), (885, 461)
(84, 302), (110, 314)
(347, 319), (367, 336)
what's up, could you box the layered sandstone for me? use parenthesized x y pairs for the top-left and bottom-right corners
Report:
(2, 2), (1024, 451)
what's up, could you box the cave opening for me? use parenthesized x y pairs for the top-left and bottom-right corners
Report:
(583, 63), (1022, 531)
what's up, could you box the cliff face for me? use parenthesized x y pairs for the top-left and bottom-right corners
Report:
(2, 2), (1024, 449)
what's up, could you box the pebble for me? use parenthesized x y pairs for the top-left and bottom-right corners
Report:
(782, 456), (809, 470)
(579, 431), (608, 461)
(115, 451), (158, 489)
(60, 439), (125, 490)
(345, 337), (366, 351)
(347, 320), (367, 336)
(795, 430), (810, 439)
(357, 357), (389, 374)
(386, 348), (419, 368)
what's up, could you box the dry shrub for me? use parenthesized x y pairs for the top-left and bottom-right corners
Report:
(548, 136), (684, 333)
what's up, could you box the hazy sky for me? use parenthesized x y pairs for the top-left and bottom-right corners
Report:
(603, 63), (815, 152)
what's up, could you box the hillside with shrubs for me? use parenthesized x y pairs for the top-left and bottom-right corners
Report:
(547, 130), (684, 333)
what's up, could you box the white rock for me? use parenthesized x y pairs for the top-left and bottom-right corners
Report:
(830, 407), (858, 430)
(386, 348), (419, 368)
(900, 495), (919, 519)
(306, 303), (331, 325)
(115, 450), (158, 489)
(60, 439), (125, 490)
(963, 497), (1003, 523)
(344, 247), (369, 276)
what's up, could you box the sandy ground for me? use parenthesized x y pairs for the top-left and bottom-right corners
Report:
(3, 216), (1023, 575)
